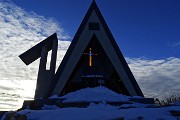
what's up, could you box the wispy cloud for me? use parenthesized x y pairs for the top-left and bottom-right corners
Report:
(170, 41), (180, 47)
(126, 57), (180, 98)
(0, 1), (70, 110)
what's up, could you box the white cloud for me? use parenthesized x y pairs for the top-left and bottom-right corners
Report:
(126, 57), (180, 98)
(0, 1), (70, 110)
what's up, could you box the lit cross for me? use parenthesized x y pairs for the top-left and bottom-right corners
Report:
(83, 48), (97, 67)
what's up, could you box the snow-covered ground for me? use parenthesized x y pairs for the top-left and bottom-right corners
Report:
(1, 87), (180, 120)
(14, 104), (179, 120)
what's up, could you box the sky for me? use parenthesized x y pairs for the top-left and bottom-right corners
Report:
(12, 0), (180, 59)
(0, 0), (180, 110)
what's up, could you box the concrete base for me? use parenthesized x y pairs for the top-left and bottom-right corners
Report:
(22, 97), (154, 110)
(129, 98), (154, 104)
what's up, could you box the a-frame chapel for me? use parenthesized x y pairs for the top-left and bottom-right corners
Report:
(19, 1), (144, 99)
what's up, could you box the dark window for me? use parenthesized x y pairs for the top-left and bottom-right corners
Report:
(89, 22), (100, 30)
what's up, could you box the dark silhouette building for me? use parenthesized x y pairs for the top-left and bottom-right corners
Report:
(19, 1), (144, 98)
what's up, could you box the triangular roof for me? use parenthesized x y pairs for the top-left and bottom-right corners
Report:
(47, 1), (144, 97)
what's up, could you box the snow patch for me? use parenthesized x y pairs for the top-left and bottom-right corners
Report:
(60, 86), (130, 102)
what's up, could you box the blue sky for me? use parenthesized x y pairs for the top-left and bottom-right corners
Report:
(12, 0), (180, 59)
(0, 0), (180, 110)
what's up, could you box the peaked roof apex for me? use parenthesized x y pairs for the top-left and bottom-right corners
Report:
(44, 1), (144, 97)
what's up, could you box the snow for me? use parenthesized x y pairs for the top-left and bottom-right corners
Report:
(1, 87), (180, 120)
(173, 102), (180, 106)
(119, 102), (153, 108)
(9, 104), (179, 120)
(41, 105), (59, 110)
(50, 86), (130, 102)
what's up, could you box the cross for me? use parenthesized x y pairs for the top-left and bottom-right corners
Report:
(83, 48), (98, 67)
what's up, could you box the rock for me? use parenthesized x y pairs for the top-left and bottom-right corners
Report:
(170, 110), (180, 117)
(5, 111), (16, 120)
(4, 111), (27, 120)
(16, 114), (27, 120)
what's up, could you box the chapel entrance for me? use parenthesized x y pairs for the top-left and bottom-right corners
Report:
(82, 74), (106, 87)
